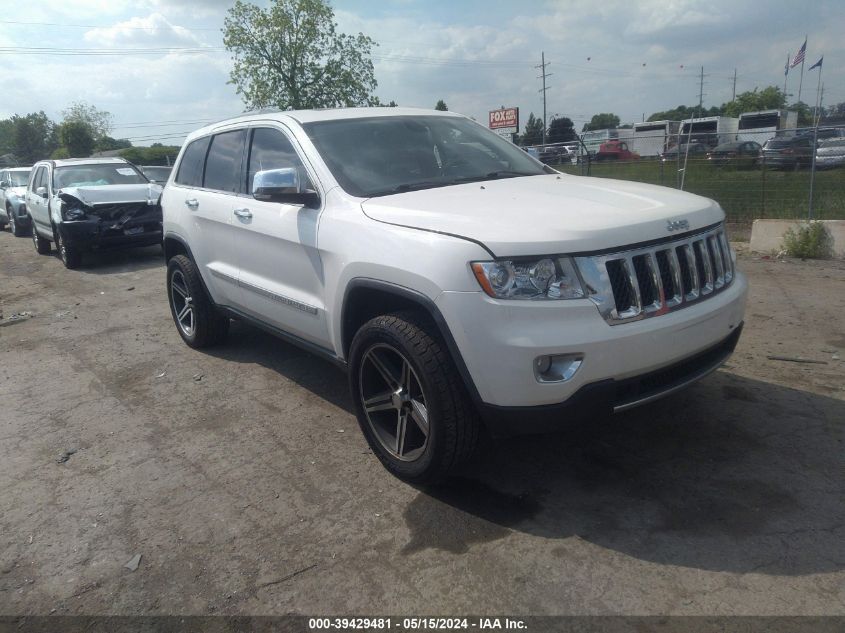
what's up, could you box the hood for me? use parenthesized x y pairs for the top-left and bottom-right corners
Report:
(361, 174), (724, 257)
(57, 183), (163, 206)
(7, 186), (26, 198)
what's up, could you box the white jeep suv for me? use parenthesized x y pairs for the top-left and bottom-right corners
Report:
(162, 108), (747, 483)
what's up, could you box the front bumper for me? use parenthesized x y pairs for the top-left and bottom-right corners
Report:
(59, 219), (163, 250)
(436, 270), (748, 413)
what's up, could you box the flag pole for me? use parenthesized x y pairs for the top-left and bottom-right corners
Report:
(783, 53), (789, 97)
(808, 60), (822, 220)
(797, 35), (807, 105)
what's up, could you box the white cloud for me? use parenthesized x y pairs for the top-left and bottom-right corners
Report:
(83, 13), (202, 48)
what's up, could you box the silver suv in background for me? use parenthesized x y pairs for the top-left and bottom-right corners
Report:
(0, 167), (33, 236)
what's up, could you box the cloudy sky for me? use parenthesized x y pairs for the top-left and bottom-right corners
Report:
(1, 0), (842, 145)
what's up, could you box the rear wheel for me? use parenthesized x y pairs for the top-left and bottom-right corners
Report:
(32, 225), (51, 254)
(167, 254), (229, 348)
(349, 312), (480, 484)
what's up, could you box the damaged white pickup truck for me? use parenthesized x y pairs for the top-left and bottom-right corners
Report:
(26, 157), (163, 269)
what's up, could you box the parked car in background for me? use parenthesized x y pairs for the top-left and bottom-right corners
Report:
(26, 157), (163, 269)
(162, 107), (746, 483)
(0, 167), (32, 236)
(538, 144), (575, 165)
(660, 143), (709, 162)
(796, 127), (843, 142)
(760, 136), (814, 169)
(139, 165), (173, 184)
(706, 141), (762, 168)
(815, 137), (845, 169)
(594, 140), (639, 161)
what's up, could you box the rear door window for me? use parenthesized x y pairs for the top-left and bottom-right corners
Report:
(175, 136), (211, 188)
(203, 130), (246, 193)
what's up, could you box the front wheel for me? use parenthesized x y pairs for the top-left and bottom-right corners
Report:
(32, 225), (51, 254)
(9, 211), (24, 237)
(55, 230), (82, 269)
(349, 312), (480, 484)
(167, 254), (229, 348)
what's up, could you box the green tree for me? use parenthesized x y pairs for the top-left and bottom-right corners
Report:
(387, 100), (398, 107)
(546, 116), (576, 143)
(58, 121), (95, 157)
(119, 145), (181, 166)
(789, 101), (813, 127)
(520, 112), (544, 146)
(223, 0), (378, 110)
(582, 113), (620, 132)
(647, 105), (721, 122)
(61, 101), (113, 141)
(95, 136), (132, 152)
(0, 118), (14, 156)
(434, 99), (448, 111)
(11, 111), (57, 164)
(721, 86), (786, 118)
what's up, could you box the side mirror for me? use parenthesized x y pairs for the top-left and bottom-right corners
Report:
(252, 168), (319, 207)
(36, 186), (48, 199)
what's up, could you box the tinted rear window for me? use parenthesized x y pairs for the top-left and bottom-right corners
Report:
(175, 137), (211, 187)
(204, 130), (246, 193)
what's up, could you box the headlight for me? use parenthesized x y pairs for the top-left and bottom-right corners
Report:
(471, 256), (585, 300)
(63, 206), (86, 221)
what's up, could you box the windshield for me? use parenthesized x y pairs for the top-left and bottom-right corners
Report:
(53, 164), (148, 189)
(303, 115), (548, 197)
(8, 170), (30, 186)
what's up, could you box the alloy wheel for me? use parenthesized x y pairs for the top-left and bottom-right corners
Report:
(170, 269), (195, 337)
(358, 343), (429, 461)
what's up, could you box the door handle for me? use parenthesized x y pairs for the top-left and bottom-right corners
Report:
(185, 198), (199, 209)
(233, 208), (253, 219)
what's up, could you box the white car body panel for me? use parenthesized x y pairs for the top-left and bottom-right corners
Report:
(361, 174), (724, 257)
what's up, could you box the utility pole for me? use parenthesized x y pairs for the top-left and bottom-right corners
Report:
(732, 68), (737, 101)
(536, 52), (552, 147)
(698, 65), (705, 112)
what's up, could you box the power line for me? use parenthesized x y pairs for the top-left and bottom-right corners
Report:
(0, 46), (225, 56)
(0, 19), (220, 31)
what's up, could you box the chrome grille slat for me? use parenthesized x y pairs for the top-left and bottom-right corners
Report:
(645, 253), (663, 311)
(665, 248), (684, 307)
(718, 231), (733, 282)
(575, 224), (736, 325)
(709, 235), (725, 289)
(682, 243), (700, 300)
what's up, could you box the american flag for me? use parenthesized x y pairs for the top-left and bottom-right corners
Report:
(790, 38), (807, 68)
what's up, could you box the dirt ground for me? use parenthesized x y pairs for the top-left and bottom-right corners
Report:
(0, 230), (843, 616)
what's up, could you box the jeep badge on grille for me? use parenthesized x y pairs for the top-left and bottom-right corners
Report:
(666, 219), (690, 232)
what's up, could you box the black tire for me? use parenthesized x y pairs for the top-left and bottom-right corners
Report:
(55, 230), (82, 269)
(166, 254), (229, 348)
(32, 225), (51, 254)
(348, 312), (480, 484)
(9, 210), (24, 237)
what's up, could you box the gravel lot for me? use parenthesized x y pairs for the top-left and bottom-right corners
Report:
(1, 231), (843, 616)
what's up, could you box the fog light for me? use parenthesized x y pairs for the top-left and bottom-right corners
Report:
(534, 354), (584, 383)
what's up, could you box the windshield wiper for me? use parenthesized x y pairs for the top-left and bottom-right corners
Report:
(451, 170), (536, 184)
(367, 181), (450, 197)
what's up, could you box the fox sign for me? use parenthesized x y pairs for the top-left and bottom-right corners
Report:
(489, 107), (519, 133)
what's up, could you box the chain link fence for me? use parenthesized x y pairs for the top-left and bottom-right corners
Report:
(530, 125), (845, 225)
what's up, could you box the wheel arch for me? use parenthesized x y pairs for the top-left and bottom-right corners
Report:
(341, 278), (483, 406)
